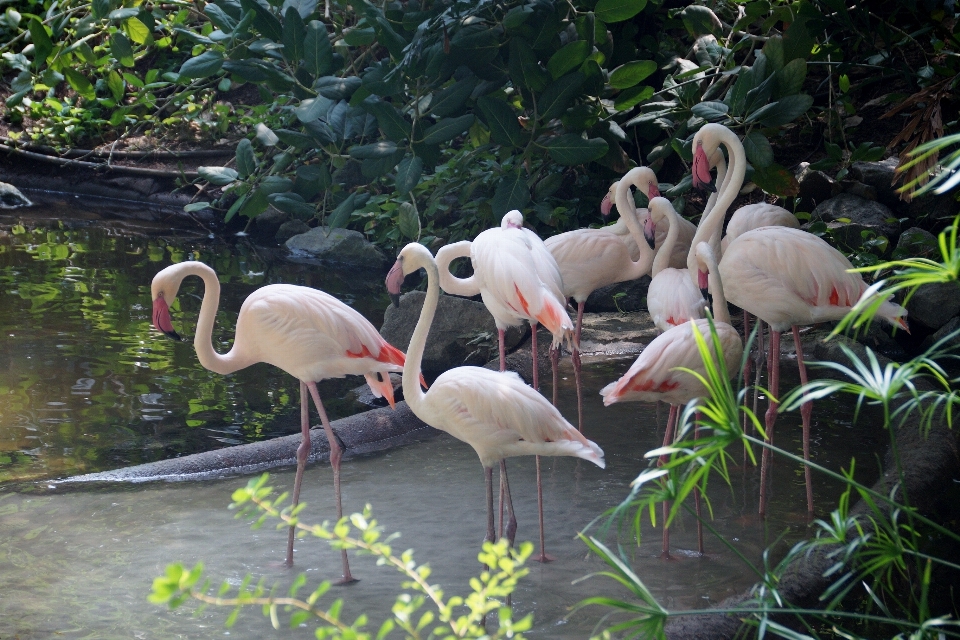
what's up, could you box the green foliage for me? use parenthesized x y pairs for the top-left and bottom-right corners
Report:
(151, 474), (534, 639)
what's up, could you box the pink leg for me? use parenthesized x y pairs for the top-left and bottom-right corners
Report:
(499, 460), (518, 546)
(481, 464), (495, 631)
(741, 311), (752, 464)
(530, 321), (539, 391)
(550, 346), (559, 406)
(534, 454), (555, 563)
(497, 328), (506, 539)
(572, 302), (584, 432)
(793, 325), (814, 515)
(286, 380), (311, 567)
(659, 405), (678, 559)
(694, 412), (704, 556)
(307, 382), (357, 585)
(759, 331), (780, 517)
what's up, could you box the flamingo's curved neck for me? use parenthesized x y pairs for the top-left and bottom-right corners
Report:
(436, 240), (480, 297)
(614, 169), (656, 274)
(651, 203), (680, 278)
(702, 151), (727, 223)
(707, 254), (731, 326)
(688, 130), (745, 275)
(181, 263), (245, 375)
(401, 248), (438, 413)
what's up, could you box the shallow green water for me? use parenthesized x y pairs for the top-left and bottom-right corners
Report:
(0, 219), (391, 484)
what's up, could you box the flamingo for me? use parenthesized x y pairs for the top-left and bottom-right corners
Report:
(151, 260), (416, 582)
(601, 171), (696, 268)
(645, 197), (709, 333)
(691, 124), (909, 516)
(385, 242), (605, 561)
(544, 166), (662, 430)
(435, 210), (574, 563)
(602, 242), (742, 558)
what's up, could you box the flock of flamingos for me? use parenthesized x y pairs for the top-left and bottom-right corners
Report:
(149, 123), (910, 585)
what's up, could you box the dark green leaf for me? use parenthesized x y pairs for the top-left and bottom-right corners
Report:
(503, 4), (533, 31)
(691, 100), (729, 122)
(594, 0), (647, 23)
(373, 15), (406, 59)
(609, 60), (657, 89)
(204, 4), (237, 31)
(547, 40), (590, 80)
(348, 141), (398, 159)
(236, 138), (258, 178)
(239, 0), (282, 41)
(108, 7), (139, 20)
(110, 32), (136, 67)
(314, 75), (362, 99)
(538, 71), (585, 121)
(361, 150), (403, 179)
(63, 69), (95, 100)
(755, 93), (813, 126)
(255, 123), (279, 146)
(681, 5), (722, 36)
(395, 155), (422, 195)
(178, 50), (224, 80)
(477, 96), (523, 148)
(614, 85), (654, 111)
(198, 166), (239, 185)
(343, 26), (375, 46)
(280, 0), (317, 19)
(76, 42), (98, 64)
(421, 114), (475, 145)
(281, 7), (305, 63)
(260, 176), (293, 194)
(28, 18), (53, 68)
(751, 162), (800, 196)
(544, 134), (608, 165)
(275, 128), (315, 149)
(360, 61), (401, 97)
(92, 0), (112, 20)
(397, 202), (420, 240)
(763, 35), (784, 71)
(744, 130), (773, 168)
(269, 192), (315, 218)
(492, 173), (530, 214)
(774, 58), (806, 98)
(327, 192), (360, 228)
(239, 187), (269, 219)
(295, 96), (331, 122)
(363, 100), (410, 142)
(303, 20), (332, 75)
(509, 38), (549, 93)
(107, 71), (125, 102)
(429, 76), (477, 118)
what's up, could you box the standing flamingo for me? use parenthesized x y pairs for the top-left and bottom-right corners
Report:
(435, 210), (573, 563)
(691, 124), (909, 516)
(386, 242), (605, 561)
(645, 197), (709, 333)
(151, 261), (414, 582)
(601, 171), (697, 268)
(602, 242), (742, 557)
(544, 166), (661, 430)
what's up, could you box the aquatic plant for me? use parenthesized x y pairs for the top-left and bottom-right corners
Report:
(150, 473), (533, 639)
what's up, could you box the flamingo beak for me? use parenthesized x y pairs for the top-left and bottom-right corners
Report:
(692, 144), (716, 193)
(642, 215), (657, 250)
(698, 269), (709, 300)
(600, 193), (613, 220)
(152, 295), (182, 341)
(648, 183), (661, 199)
(896, 316), (910, 334)
(386, 260), (405, 308)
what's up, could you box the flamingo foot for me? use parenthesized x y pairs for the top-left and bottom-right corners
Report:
(534, 551), (556, 563)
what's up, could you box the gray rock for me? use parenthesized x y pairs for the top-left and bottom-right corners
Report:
(906, 281), (960, 331)
(796, 163), (840, 205)
(350, 373), (402, 408)
(894, 227), (939, 259)
(849, 157), (900, 206)
(285, 225), (388, 269)
(584, 276), (650, 312)
(902, 190), (959, 224)
(380, 291), (528, 375)
(252, 207), (289, 240)
(840, 180), (877, 201)
(810, 193), (900, 250)
(921, 316), (960, 353)
(276, 219), (310, 243)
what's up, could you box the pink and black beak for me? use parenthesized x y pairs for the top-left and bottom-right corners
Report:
(698, 268), (709, 301)
(642, 214), (657, 250)
(647, 182), (661, 200)
(692, 142), (715, 193)
(385, 259), (405, 308)
(600, 193), (614, 221)
(152, 295), (182, 341)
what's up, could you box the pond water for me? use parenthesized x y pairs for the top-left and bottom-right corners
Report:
(0, 203), (890, 638)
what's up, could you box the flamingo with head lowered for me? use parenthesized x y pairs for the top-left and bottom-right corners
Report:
(386, 243), (604, 560)
(691, 123), (909, 516)
(151, 261), (418, 582)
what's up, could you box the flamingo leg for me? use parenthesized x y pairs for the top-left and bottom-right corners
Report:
(500, 460), (518, 546)
(530, 321), (539, 391)
(307, 381), (357, 585)
(497, 328), (506, 541)
(660, 404), (678, 559)
(741, 310), (752, 464)
(572, 301), (585, 432)
(759, 330), (780, 517)
(747, 319), (766, 466)
(694, 411), (704, 556)
(286, 380), (311, 567)
(550, 346), (559, 406)
(534, 454), (555, 563)
(793, 325), (814, 516)
(484, 466), (496, 547)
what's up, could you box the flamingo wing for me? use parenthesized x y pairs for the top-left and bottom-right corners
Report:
(647, 268), (707, 333)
